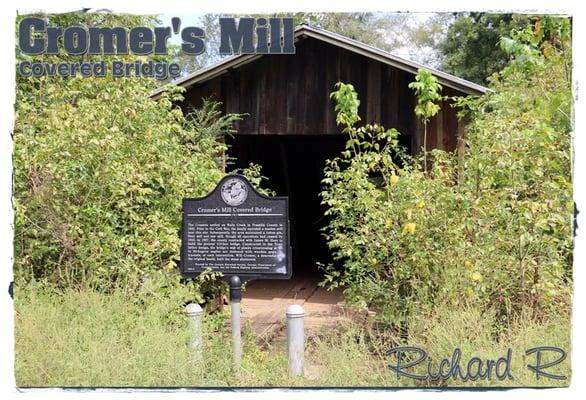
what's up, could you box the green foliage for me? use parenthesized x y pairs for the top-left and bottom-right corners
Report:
(13, 13), (244, 291)
(291, 12), (406, 51)
(232, 163), (276, 197)
(14, 284), (295, 387)
(14, 285), (571, 386)
(329, 82), (361, 135)
(439, 13), (531, 85)
(408, 69), (443, 170)
(397, 13), (455, 67)
(455, 16), (573, 319)
(322, 17), (572, 328)
(166, 14), (225, 75)
(408, 69), (443, 123)
(320, 133), (463, 324)
(181, 98), (242, 145)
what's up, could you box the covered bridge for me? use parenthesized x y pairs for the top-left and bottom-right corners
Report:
(152, 24), (487, 276)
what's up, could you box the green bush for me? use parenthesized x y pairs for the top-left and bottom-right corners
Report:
(320, 104), (466, 324)
(13, 14), (243, 292)
(454, 17), (573, 318)
(320, 17), (572, 327)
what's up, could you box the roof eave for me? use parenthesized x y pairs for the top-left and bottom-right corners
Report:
(149, 24), (488, 99)
(298, 26), (487, 96)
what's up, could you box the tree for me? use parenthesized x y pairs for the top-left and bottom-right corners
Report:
(393, 13), (456, 68)
(291, 12), (410, 51)
(408, 69), (443, 171)
(439, 13), (530, 85)
(167, 14), (226, 77)
(454, 16), (572, 318)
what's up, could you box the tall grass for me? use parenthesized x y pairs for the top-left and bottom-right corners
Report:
(14, 284), (571, 387)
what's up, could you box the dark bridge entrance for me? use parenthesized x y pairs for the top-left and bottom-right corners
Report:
(227, 134), (346, 276)
(164, 24), (482, 336)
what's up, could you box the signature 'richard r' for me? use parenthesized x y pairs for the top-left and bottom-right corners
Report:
(386, 346), (567, 382)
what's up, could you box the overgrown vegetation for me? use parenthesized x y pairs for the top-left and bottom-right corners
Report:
(13, 13), (572, 387)
(13, 13), (245, 296)
(320, 17), (572, 329)
(439, 14), (530, 85)
(15, 285), (570, 387)
(408, 68), (443, 170)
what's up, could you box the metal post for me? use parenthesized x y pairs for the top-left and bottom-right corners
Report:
(286, 304), (305, 376)
(229, 276), (242, 368)
(185, 303), (204, 361)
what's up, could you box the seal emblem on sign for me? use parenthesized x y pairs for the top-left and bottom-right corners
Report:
(221, 177), (248, 206)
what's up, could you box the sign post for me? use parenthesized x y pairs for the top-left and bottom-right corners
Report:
(180, 174), (292, 367)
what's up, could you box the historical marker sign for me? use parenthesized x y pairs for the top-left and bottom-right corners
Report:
(180, 175), (291, 279)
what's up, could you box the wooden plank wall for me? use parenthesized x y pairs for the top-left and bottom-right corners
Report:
(182, 37), (466, 154)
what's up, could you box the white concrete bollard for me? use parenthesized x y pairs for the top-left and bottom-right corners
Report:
(229, 276), (242, 369)
(286, 304), (305, 377)
(185, 303), (204, 361)
(231, 300), (242, 367)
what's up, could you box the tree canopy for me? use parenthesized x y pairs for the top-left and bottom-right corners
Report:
(439, 13), (532, 85)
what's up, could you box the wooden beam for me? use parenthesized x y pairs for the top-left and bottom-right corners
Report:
(366, 61), (381, 124)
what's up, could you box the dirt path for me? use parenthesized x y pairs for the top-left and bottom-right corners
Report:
(241, 275), (346, 340)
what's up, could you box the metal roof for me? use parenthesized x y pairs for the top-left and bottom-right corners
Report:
(149, 24), (488, 99)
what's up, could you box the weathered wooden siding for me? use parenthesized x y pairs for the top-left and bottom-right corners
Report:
(181, 37), (465, 154)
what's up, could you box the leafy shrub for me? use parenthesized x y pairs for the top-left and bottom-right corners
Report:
(408, 68), (443, 170)
(454, 17), (573, 319)
(13, 14), (243, 292)
(320, 100), (466, 324)
(320, 17), (572, 328)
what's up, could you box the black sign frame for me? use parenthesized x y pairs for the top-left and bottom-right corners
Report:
(180, 174), (292, 281)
